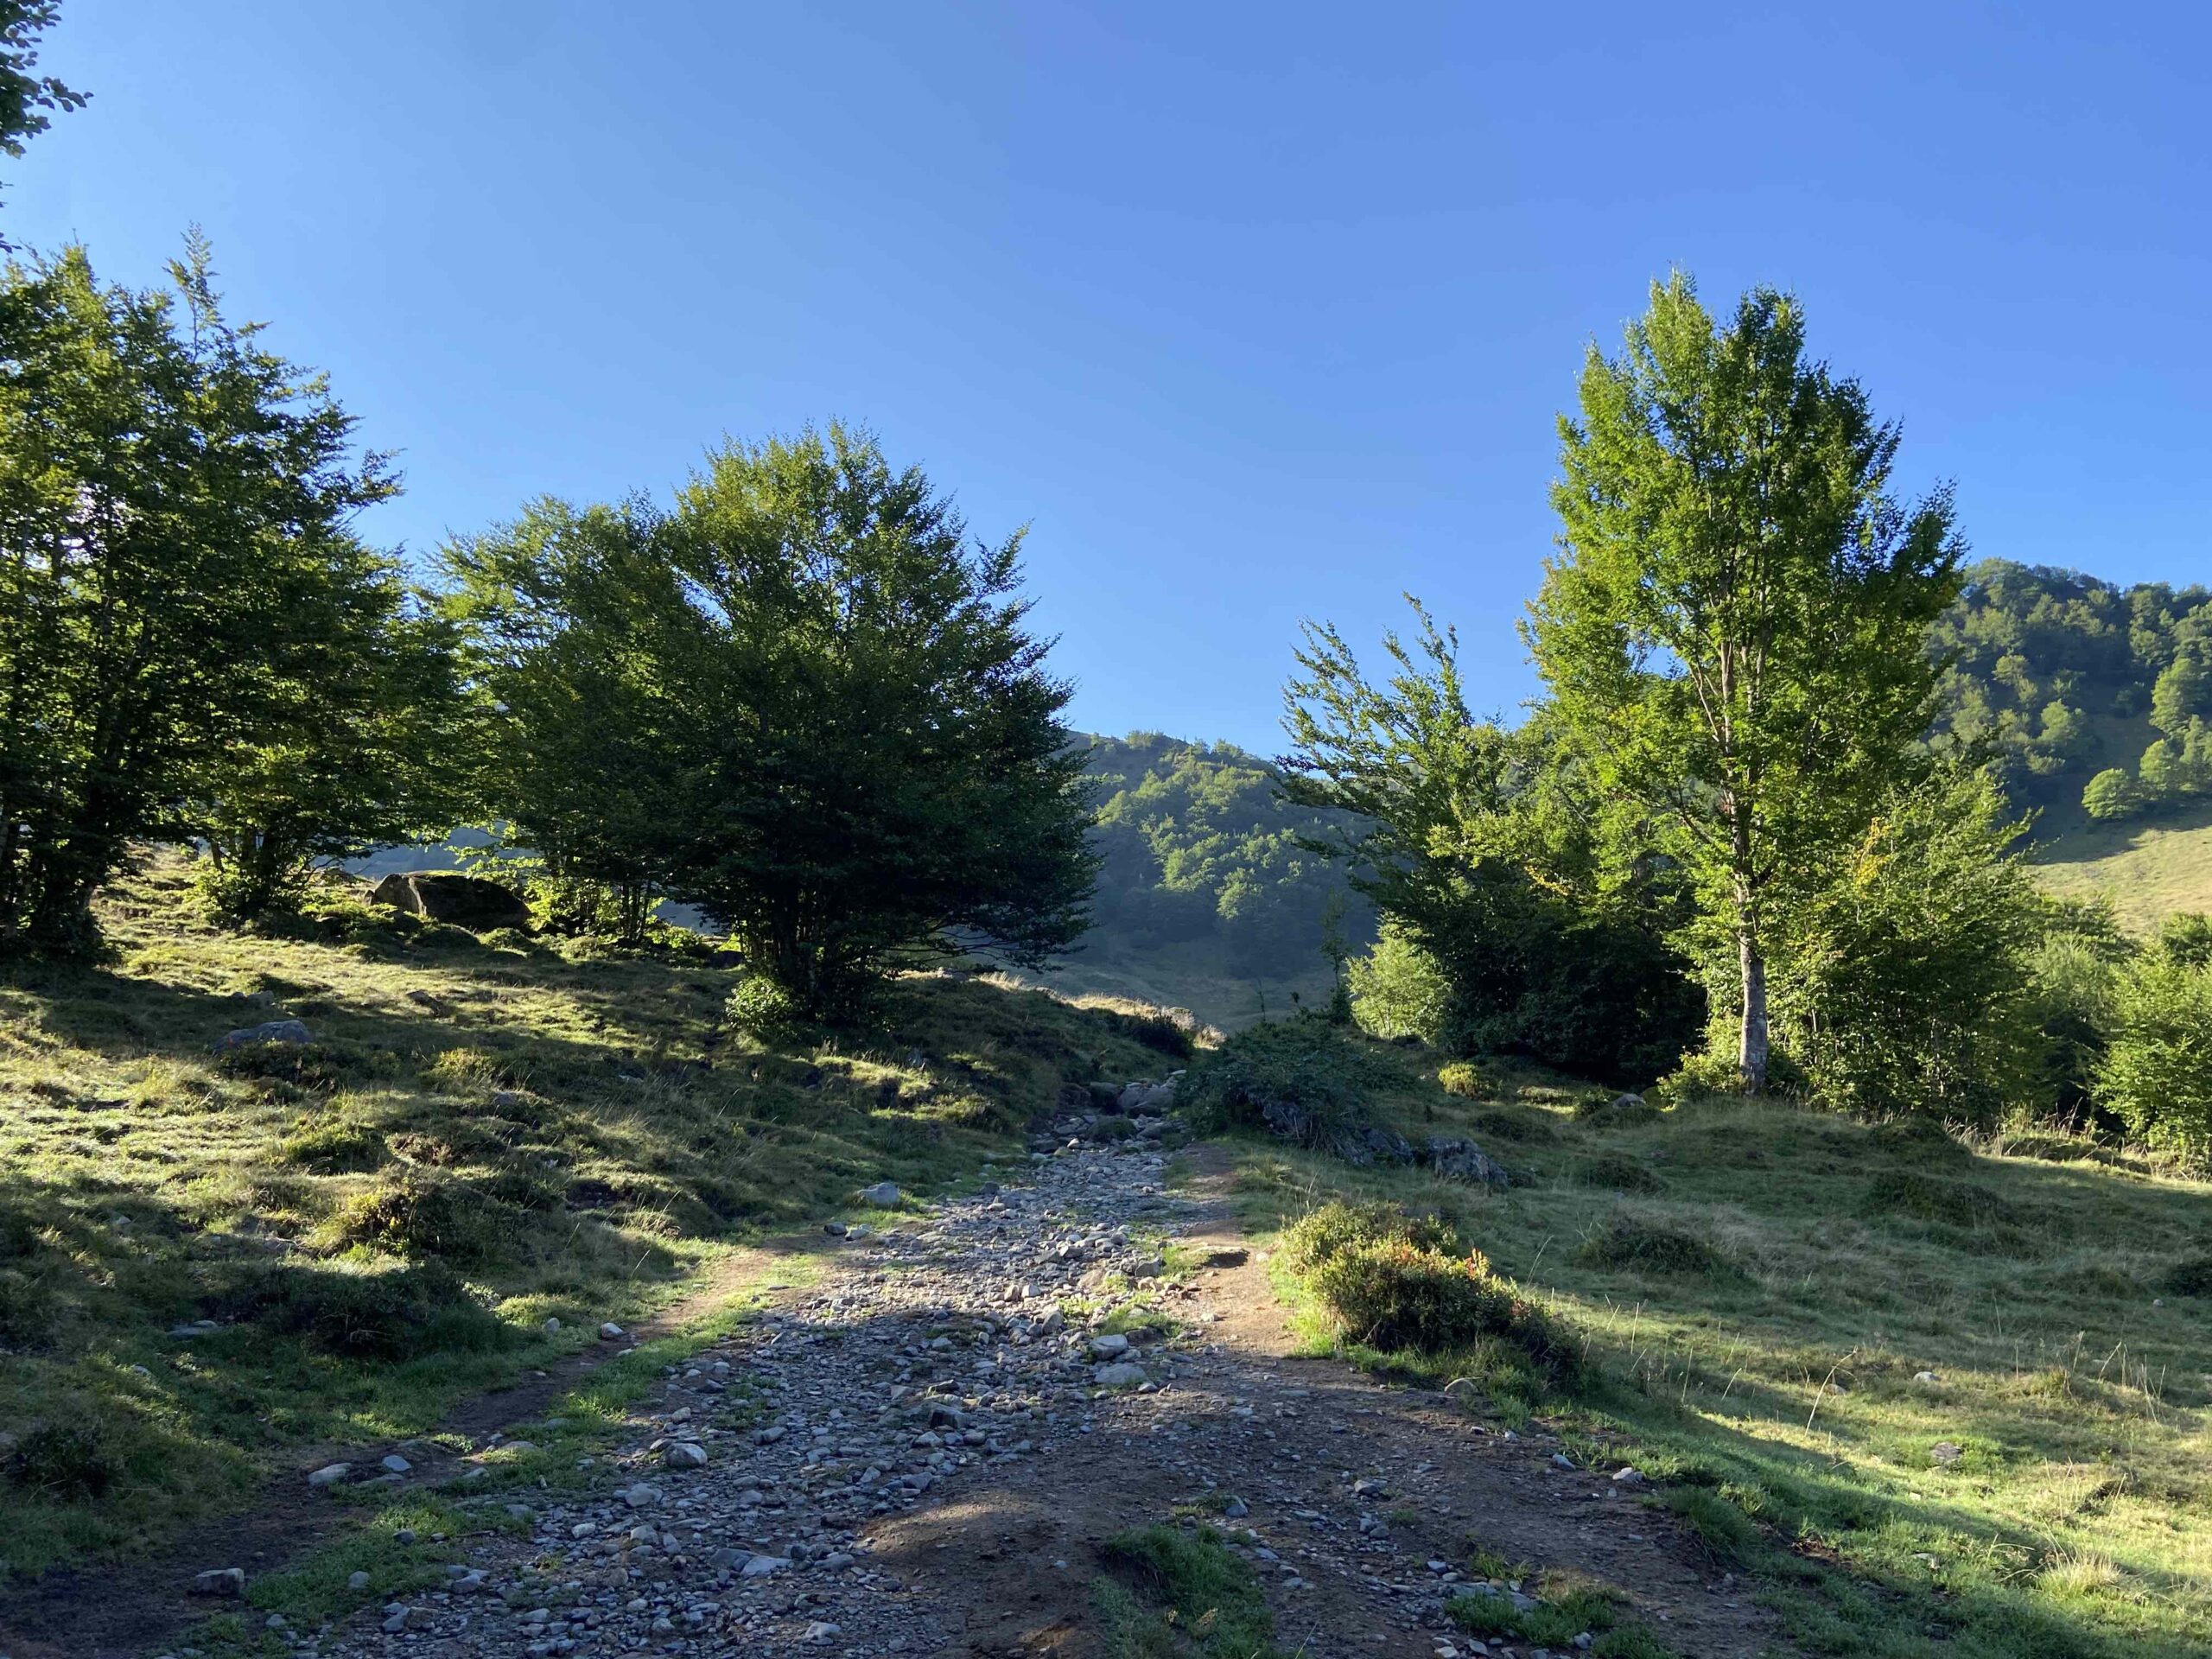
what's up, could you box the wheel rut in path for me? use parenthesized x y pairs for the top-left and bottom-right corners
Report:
(209, 1141), (1787, 1659)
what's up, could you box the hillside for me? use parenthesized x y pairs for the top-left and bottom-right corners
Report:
(2031, 798), (2212, 931)
(0, 856), (1189, 1592)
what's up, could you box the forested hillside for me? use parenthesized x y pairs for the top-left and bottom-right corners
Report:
(1025, 733), (1369, 1022)
(1930, 557), (2212, 834)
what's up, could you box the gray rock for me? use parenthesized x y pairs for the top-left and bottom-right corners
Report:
(379, 1453), (410, 1474)
(541, 1316), (562, 1334)
(860, 1181), (901, 1207)
(1088, 1333), (1131, 1358)
(307, 1462), (351, 1488)
(347, 1570), (371, 1592)
(1930, 1441), (1964, 1465)
(620, 1481), (662, 1507)
(600, 1321), (626, 1340)
(192, 1567), (245, 1597)
(214, 1019), (312, 1055)
(1420, 1136), (1511, 1188)
(741, 1554), (786, 1578)
(1094, 1362), (1148, 1388)
(664, 1441), (709, 1469)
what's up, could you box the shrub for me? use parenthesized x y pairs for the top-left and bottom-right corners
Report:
(1179, 1016), (1399, 1162)
(1653, 1049), (1748, 1103)
(1349, 923), (1452, 1044)
(1575, 1153), (1663, 1194)
(330, 1176), (503, 1262)
(726, 975), (801, 1039)
(276, 1119), (387, 1173)
(1468, 1105), (1559, 1144)
(1288, 1201), (1575, 1382)
(1282, 1200), (1459, 1272)
(2098, 953), (2212, 1164)
(1862, 1171), (2018, 1230)
(1577, 1217), (1732, 1277)
(3, 1419), (118, 1500)
(1109, 1005), (1198, 1058)
(1437, 1060), (1486, 1099)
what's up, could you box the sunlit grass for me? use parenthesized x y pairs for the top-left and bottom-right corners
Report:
(1218, 1031), (2212, 1658)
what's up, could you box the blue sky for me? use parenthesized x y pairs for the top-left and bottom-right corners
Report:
(12, 2), (2204, 751)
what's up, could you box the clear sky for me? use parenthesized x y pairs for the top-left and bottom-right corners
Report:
(12, 2), (2204, 752)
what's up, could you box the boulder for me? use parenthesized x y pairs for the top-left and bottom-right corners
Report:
(368, 871), (531, 931)
(1255, 1094), (1413, 1166)
(214, 1019), (312, 1055)
(192, 1567), (246, 1598)
(664, 1442), (709, 1470)
(1419, 1136), (1511, 1188)
(860, 1181), (901, 1208)
(1093, 1361), (1148, 1388)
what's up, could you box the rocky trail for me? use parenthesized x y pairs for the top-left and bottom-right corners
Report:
(20, 1122), (1788, 1659)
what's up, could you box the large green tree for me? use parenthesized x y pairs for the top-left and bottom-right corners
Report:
(0, 242), (391, 948)
(449, 426), (1097, 1010)
(187, 537), (480, 921)
(1527, 274), (1962, 1090)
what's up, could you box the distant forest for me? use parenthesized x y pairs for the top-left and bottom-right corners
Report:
(1930, 558), (2212, 832)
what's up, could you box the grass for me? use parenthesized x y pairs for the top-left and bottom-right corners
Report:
(1205, 1021), (2212, 1659)
(2032, 798), (2212, 935)
(1447, 1566), (1677, 1656)
(1095, 1523), (1280, 1659)
(0, 854), (1179, 1580)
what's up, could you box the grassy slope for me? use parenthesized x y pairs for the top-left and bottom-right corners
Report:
(0, 856), (1184, 1579)
(1206, 1029), (2212, 1659)
(2031, 798), (2212, 934)
(1022, 938), (1333, 1033)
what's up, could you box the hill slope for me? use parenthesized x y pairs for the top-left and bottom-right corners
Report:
(0, 857), (1188, 1583)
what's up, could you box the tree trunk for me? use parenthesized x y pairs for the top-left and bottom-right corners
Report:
(1738, 931), (1769, 1093)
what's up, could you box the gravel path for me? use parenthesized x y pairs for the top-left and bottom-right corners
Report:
(187, 1132), (1784, 1659)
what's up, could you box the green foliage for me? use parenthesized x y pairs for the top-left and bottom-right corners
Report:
(2097, 926), (2212, 1163)
(445, 424), (1096, 1012)
(0, 241), (395, 950)
(1764, 766), (2043, 1124)
(3, 1417), (115, 1500)
(1084, 730), (1365, 978)
(725, 974), (802, 1039)
(1529, 272), (1962, 1091)
(1447, 1574), (1671, 1656)
(1288, 1200), (1573, 1382)
(1436, 1059), (1485, 1098)
(1178, 1015), (1389, 1159)
(1345, 920), (1451, 1042)
(0, 3), (83, 226)
(329, 1175), (505, 1263)
(1575, 1152), (1663, 1193)
(1927, 560), (2212, 830)
(221, 1261), (508, 1362)
(1283, 603), (1702, 1084)
(1095, 1524), (1278, 1659)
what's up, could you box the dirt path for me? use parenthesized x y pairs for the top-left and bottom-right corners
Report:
(137, 1133), (1786, 1659)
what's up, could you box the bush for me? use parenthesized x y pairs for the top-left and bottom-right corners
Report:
(1574, 1091), (1661, 1128)
(1437, 1061), (1486, 1099)
(1576, 1217), (1732, 1277)
(1574, 1153), (1663, 1194)
(1468, 1105), (1559, 1144)
(2098, 953), (2212, 1164)
(1283, 1200), (1459, 1272)
(1179, 1016), (1400, 1162)
(3, 1419), (118, 1500)
(726, 975), (801, 1039)
(1862, 1171), (2018, 1230)
(1654, 1050), (1748, 1103)
(1287, 1201), (1575, 1382)
(330, 1176), (504, 1262)
(1349, 923), (1452, 1044)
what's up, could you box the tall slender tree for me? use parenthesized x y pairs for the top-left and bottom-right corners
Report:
(1526, 273), (1962, 1090)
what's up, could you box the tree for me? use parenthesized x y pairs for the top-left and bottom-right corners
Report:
(443, 497), (696, 942)
(1526, 273), (1963, 1090)
(0, 242), (392, 949)
(0, 2), (83, 240)
(1282, 600), (1702, 1083)
(2099, 918), (2212, 1165)
(450, 426), (1097, 1010)
(2081, 766), (2139, 822)
(188, 541), (480, 921)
